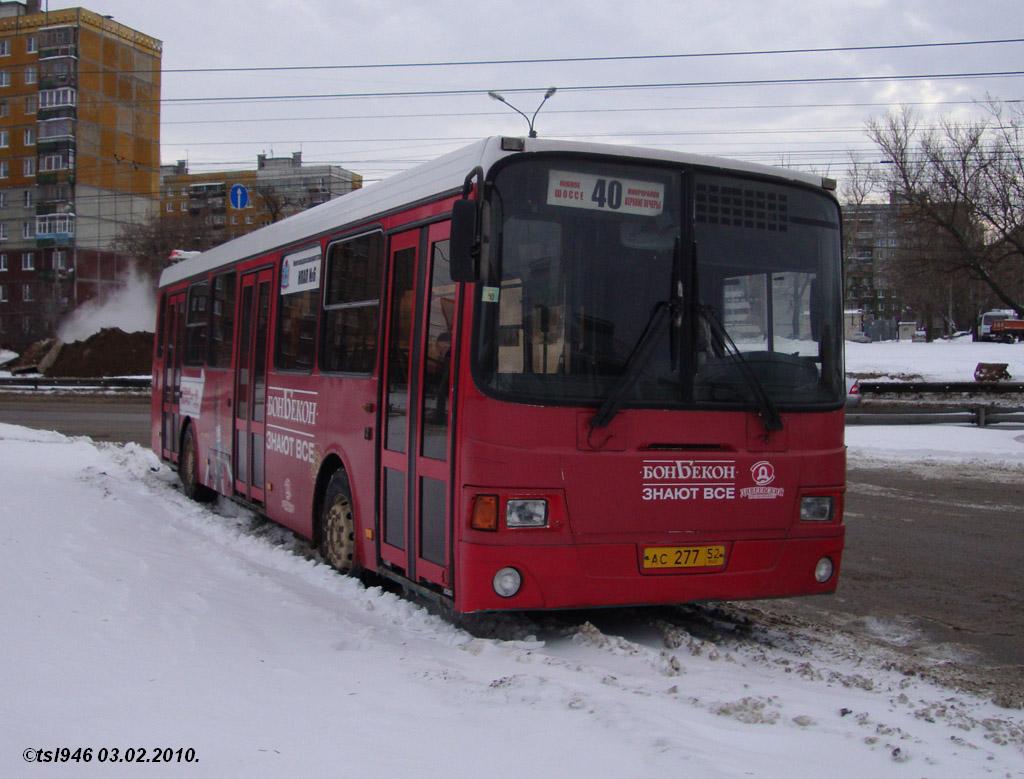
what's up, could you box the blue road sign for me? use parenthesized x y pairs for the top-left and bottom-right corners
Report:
(229, 183), (249, 210)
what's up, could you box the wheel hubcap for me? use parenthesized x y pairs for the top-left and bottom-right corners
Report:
(325, 497), (354, 570)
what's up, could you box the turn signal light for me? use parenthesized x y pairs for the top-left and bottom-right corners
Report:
(471, 494), (499, 531)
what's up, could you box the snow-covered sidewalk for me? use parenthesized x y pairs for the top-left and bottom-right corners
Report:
(846, 422), (1024, 476)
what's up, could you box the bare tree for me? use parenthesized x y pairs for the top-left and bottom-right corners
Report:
(116, 212), (224, 281)
(255, 184), (296, 223)
(867, 104), (1024, 317)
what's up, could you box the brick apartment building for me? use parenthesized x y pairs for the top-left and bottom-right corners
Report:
(0, 1), (160, 350)
(159, 151), (362, 247)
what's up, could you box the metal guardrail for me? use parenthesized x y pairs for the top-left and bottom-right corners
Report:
(858, 381), (1024, 394)
(850, 381), (1024, 426)
(0, 377), (151, 391)
(846, 408), (1024, 425)
(1, 377), (1021, 424)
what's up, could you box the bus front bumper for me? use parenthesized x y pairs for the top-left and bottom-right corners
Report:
(454, 533), (844, 613)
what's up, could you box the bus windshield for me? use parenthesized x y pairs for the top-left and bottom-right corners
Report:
(474, 156), (844, 410)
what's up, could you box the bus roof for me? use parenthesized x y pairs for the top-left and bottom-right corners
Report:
(159, 137), (830, 289)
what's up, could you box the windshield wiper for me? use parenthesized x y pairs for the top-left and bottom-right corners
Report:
(589, 299), (677, 431)
(698, 304), (783, 432)
(590, 238), (684, 431)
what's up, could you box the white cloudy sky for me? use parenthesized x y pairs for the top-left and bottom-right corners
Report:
(49, 0), (1023, 185)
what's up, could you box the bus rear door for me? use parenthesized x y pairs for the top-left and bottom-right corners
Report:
(379, 223), (457, 591)
(160, 291), (186, 462)
(234, 268), (273, 503)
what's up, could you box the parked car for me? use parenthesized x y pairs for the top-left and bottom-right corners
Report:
(845, 377), (860, 409)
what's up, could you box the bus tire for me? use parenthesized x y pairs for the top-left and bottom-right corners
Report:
(321, 470), (356, 574)
(180, 424), (215, 503)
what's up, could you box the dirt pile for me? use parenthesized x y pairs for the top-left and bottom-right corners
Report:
(7, 338), (57, 374)
(46, 328), (153, 378)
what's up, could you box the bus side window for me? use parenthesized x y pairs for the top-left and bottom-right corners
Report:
(155, 294), (167, 358)
(276, 248), (322, 372)
(184, 280), (210, 366)
(321, 232), (383, 374)
(208, 272), (236, 367)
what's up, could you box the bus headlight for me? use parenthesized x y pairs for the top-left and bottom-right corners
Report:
(506, 499), (548, 528)
(800, 496), (834, 521)
(493, 567), (522, 597)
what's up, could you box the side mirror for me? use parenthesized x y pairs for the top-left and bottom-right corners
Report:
(450, 198), (480, 282)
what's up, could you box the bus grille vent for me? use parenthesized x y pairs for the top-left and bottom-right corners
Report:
(695, 183), (788, 232)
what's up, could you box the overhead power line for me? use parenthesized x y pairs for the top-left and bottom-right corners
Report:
(159, 71), (1024, 104)
(152, 37), (1024, 74)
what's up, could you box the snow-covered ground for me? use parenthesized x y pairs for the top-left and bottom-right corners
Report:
(1, 422), (1021, 778)
(846, 336), (1024, 382)
(846, 424), (1024, 475)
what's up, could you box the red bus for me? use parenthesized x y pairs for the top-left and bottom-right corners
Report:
(152, 137), (846, 614)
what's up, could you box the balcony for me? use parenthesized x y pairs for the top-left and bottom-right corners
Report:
(35, 214), (75, 246)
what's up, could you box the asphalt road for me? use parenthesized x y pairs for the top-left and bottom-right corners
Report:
(0, 393), (152, 444)
(2, 393), (1020, 700)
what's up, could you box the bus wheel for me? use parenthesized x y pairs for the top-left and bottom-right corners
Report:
(321, 471), (356, 574)
(180, 424), (215, 503)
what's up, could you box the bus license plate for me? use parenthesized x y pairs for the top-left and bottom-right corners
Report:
(642, 545), (726, 570)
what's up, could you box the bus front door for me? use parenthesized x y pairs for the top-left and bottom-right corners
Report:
(160, 291), (185, 462)
(380, 223), (457, 592)
(234, 269), (273, 504)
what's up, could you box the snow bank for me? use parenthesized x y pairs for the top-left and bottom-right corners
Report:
(846, 338), (1024, 382)
(0, 424), (1021, 777)
(846, 424), (1024, 477)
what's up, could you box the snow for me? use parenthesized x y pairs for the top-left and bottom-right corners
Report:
(846, 336), (1024, 382)
(846, 423), (1024, 475)
(1, 422), (1022, 778)
(0, 349), (16, 368)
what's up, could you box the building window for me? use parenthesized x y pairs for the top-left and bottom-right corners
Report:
(0, 223), (7, 240)
(0, 40), (9, 57)
(0, 253), (6, 271)
(245, 215), (253, 224)
(53, 250), (66, 271)
(165, 201), (173, 212)
(24, 66), (36, 86)
(38, 118), (72, 140)
(0, 100), (6, 117)
(26, 36), (36, 54)
(39, 88), (76, 109)
(22, 158), (35, 177)
(35, 214), (74, 237)
(22, 190), (31, 207)
(24, 95), (36, 114)
(0, 130), (7, 148)
(0, 192), (5, 208)
(21, 251), (33, 270)
(22, 283), (32, 302)
(21, 221), (33, 239)
(0, 71), (9, 88)
(23, 127), (34, 146)
(0, 284), (6, 302)
(39, 150), (73, 172)
(180, 201), (187, 212)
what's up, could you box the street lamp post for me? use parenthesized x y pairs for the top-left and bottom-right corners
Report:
(488, 87), (557, 138)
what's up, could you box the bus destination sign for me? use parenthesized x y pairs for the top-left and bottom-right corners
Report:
(547, 170), (664, 216)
